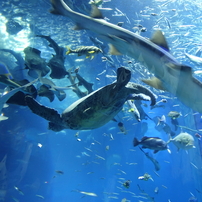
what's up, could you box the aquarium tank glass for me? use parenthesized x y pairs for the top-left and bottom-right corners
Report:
(0, 0), (202, 201)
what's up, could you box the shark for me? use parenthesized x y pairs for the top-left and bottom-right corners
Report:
(50, 0), (202, 113)
(0, 78), (38, 121)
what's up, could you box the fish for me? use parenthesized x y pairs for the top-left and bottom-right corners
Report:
(36, 35), (68, 79)
(55, 170), (64, 174)
(162, 123), (176, 136)
(79, 191), (97, 197)
(127, 100), (141, 122)
(76, 73), (94, 93)
(138, 173), (153, 181)
(66, 46), (102, 59)
(0, 49), (25, 81)
(0, 75), (21, 89)
(36, 195), (45, 199)
(168, 111), (181, 119)
(139, 147), (160, 171)
(66, 69), (87, 98)
(0, 78), (38, 121)
(0, 62), (13, 79)
(189, 196), (198, 202)
(168, 132), (195, 151)
(118, 122), (127, 134)
(39, 77), (67, 101)
(123, 180), (131, 188)
(5, 79), (37, 106)
(24, 47), (50, 78)
(133, 136), (169, 153)
(37, 85), (55, 102)
(50, 0), (202, 113)
(6, 19), (23, 35)
(14, 186), (24, 195)
(157, 115), (166, 126)
(185, 52), (202, 65)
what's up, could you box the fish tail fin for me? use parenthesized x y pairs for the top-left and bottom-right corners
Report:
(166, 134), (172, 144)
(133, 137), (139, 147)
(66, 46), (72, 55)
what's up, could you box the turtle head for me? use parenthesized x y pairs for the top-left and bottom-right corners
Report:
(117, 67), (131, 87)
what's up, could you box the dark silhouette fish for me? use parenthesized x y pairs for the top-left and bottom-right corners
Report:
(24, 47), (50, 78)
(139, 147), (160, 171)
(36, 35), (68, 79)
(76, 73), (93, 94)
(133, 136), (169, 153)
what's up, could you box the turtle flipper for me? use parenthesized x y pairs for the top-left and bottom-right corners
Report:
(25, 96), (62, 124)
(49, 122), (66, 132)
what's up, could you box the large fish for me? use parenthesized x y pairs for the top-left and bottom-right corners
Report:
(36, 35), (68, 79)
(0, 78), (38, 121)
(50, 0), (202, 113)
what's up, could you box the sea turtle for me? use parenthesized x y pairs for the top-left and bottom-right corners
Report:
(25, 67), (156, 131)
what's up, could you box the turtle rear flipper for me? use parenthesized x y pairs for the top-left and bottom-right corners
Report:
(25, 96), (62, 124)
(49, 122), (66, 132)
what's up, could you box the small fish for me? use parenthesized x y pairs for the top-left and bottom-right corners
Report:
(154, 187), (159, 194)
(66, 46), (102, 59)
(79, 191), (97, 197)
(118, 122), (127, 134)
(105, 145), (110, 150)
(133, 136), (169, 153)
(14, 186), (24, 195)
(139, 147), (160, 171)
(157, 115), (166, 126)
(11, 197), (19, 202)
(36, 195), (45, 199)
(95, 154), (105, 160)
(0, 62), (13, 79)
(168, 111), (181, 119)
(185, 52), (202, 64)
(189, 196), (198, 202)
(76, 73), (93, 93)
(55, 170), (64, 174)
(138, 173), (153, 181)
(123, 180), (131, 188)
(127, 100), (141, 122)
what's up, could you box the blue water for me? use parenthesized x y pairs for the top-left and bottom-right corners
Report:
(0, 0), (202, 201)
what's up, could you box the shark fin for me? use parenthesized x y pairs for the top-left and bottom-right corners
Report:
(90, 5), (104, 19)
(166, 63), (193, 77)
(50, 9), (61, 15)
(150, 30), (169, 51)
(0, 115), (8, 121)
(108, 44), (122, 55)
(142, 77), (166, 91)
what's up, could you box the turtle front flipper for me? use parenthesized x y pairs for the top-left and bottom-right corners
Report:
(25, 96), (63, 125)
